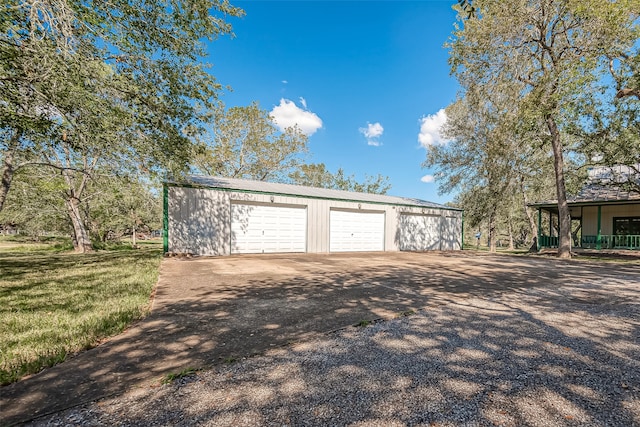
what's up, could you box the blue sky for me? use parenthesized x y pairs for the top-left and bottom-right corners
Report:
(207, 0), (460, 204)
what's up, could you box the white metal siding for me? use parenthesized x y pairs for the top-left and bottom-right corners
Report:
(399, 213), (441, 251)
(329, 210), (385, 252)
(167, 185), (463, 256)
(441, 216), (462, 250)
(168, 187), (231, 255)
(231, 203), (307, 254)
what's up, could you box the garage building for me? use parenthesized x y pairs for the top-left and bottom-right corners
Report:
(164, 176), (463, 256)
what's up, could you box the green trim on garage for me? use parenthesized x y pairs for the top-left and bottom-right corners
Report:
(461, 215), (464, 250)
(163, 183), (169, 254)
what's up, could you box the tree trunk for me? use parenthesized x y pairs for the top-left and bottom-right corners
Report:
(488, 208), (497, 253)
(507, 217), (515, 250)
(0, 130), (21, 212)
(520, 178), (538, 251)
(65, 196), (93, 253)
(546, 115), (572, 258)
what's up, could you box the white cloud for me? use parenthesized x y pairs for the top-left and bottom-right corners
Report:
(359, 122), (384, 146)
(270, 98), (323, 136)
(299, 97), (307, 109)
(362, 122), (384, 138)
(418, 109), (449, 148)
(282, 80), (288, 84)
(421, 174), (435, 183)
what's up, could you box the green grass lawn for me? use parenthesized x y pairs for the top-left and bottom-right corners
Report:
(0, 235), (74, 253)
(0, 244), (162, 385)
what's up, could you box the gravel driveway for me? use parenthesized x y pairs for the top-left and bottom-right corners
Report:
(30, 261), (640, 427)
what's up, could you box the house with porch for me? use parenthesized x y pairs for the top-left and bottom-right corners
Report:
(531, 165), (640, 250)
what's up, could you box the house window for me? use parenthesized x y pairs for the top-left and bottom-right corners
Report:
(613, 217), (640, 235)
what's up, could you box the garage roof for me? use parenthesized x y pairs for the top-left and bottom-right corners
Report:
(172, 175), (461, 211)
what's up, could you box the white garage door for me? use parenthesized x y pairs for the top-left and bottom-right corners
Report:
(399, 214), (441, 251)
(231, 203), (306, 254)
(330, 210), (385, 252)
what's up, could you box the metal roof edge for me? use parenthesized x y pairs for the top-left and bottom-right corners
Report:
(166, 177), (463, 212)
(529, 199), (640, 208)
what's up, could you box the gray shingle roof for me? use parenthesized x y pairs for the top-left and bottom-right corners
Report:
(572, 184), (640, 203)
(531, 165), (640, 207)
(171, 175), (460, 211)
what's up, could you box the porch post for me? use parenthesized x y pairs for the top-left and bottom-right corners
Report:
(596, 205), (602, 250)
(537, 208), (542, 251)
(580, 206), (583, 248)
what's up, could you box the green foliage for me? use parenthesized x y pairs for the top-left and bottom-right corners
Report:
(0, 247), (162, 385)
(1, 0), (244, 251)
(290, 163), (391, 195)
(289, 163), (336, 189)
(396, 310), (415, 318)
(0, 169), (161, 246)
(0, 168), (68, 238)
(2, 0), (244, 173)
(162, 367), (198, 384)
(441, 0), (638, 256)
(85, 177), (161, 244)
(194, 102), (309, 182)
(425, 81), (556, 251)
(572, 63), (640, 193)
(0, 235), (74, 253)
(194, 102), (391, 194)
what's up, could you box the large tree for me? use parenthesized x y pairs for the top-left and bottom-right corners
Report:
(0, 168), (68, 239)
(194, 102), (309, 182)
(1, 0), (244, 251)
(448, 0), (638, 257)
(425, 80), (554, 252)
(0, 169), (160, 246)
(575, 52), (640, 192)
(576, 94), (640, 193)
(84, 176), (161, 247)
(195, 102), (392, 194)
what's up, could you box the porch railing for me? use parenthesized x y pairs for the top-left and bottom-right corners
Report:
(581, 235), (640, 250)
(539, 235), (558, 248)
(539, 235), (640, 250)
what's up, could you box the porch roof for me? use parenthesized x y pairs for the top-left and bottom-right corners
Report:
(530, 165), (640, 210)
(530, 186), (640, 210)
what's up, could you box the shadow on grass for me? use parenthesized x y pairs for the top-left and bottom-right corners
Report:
(0, 249), (160, 285)
(0, 248), (162, 386)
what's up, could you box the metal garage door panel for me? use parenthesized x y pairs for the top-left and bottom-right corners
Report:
(399, 214), (441, 251)
(441, 216), (461, 250)
(399, 214), (425, 251)
(231, 204), (306, 254)
(330, 210), (385, 252)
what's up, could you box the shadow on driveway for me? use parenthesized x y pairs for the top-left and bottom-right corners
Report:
(2, 251), (639, 425)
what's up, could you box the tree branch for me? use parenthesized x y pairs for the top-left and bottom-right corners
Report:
(616, 88), (640, 99)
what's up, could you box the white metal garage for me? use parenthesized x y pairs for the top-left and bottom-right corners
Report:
(165, 176), (463, 256)
(231, 203), (307, 254)
(329, 209), (385, 252)
(399, 213), (441, 251)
